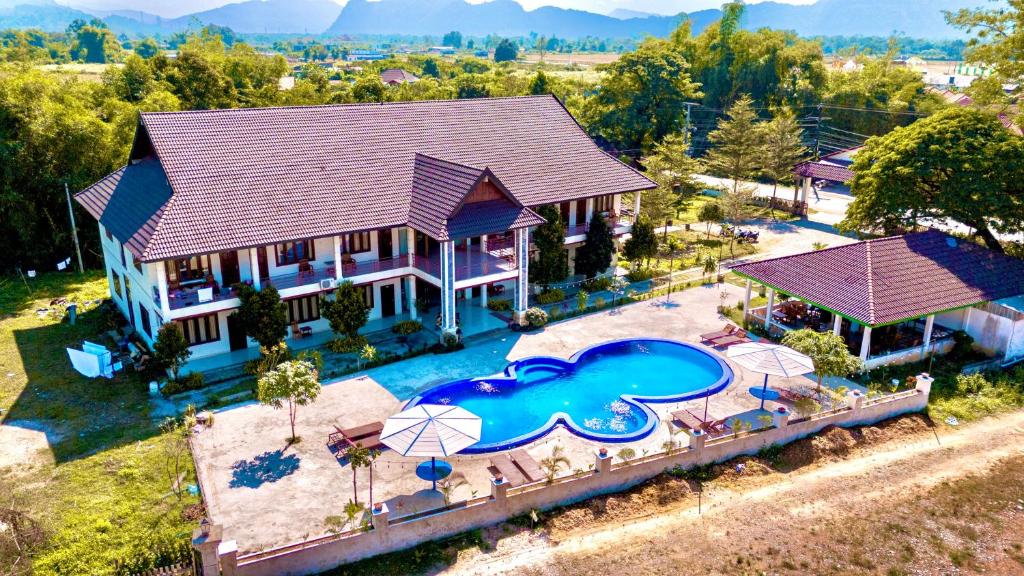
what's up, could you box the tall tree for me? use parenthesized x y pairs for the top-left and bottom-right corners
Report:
(642, 132), (703, 229)
(234, 284), (288, 349)
(781, 329), (862, 396)
(494, 38), (518, 62)
(530, 204), (568, 288)
(257, 359), (321, 443)
(153, 323), (191, 380)
(321, 281), (370, 340)
(761, 110), (808, 219)
(528, 70), (552, 95)
(442, 31), (463, 49)
(698, 201), (724, 239)
(704, 95), (765, 196)
(588, 38), (702, 153)
(840, 107), (1024, 252)
(947, 2), (1024, 100)
(574, 212), (614, 278)
(622, 217), (658, 269)
(421, 58), (441, 78)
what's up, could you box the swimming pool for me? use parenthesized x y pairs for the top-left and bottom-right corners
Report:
(407, 338), (733, 453)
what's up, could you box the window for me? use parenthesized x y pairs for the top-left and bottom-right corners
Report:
(139, 306), (152, 338)
(166, 255), (211, 285)
(276, 240), (314, 266)
(104, 227), (114, 241)
(130, 253), (143, 274)
(178, 314), (220, 346)
(111, 273), (123, 300)
(360, 284), (374, 308)
(346, 232), (371, 254)
(285, 295), (321, 324)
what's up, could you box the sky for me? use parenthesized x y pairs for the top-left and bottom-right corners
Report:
(65, 0), (817, 19)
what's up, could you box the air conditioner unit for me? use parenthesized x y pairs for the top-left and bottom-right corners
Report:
(319, 278), (336, 290)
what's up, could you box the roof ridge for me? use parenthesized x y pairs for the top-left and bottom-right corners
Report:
(139, 94), (557, 118)
(413, 152), (483, 173)
(135, 120), (183, 261)
(864, 239), (876, 325)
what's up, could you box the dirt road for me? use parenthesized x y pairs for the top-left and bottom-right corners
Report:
(442, 411), (1024, 576)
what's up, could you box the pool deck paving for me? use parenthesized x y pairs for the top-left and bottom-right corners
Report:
(191, 282), (861, 553)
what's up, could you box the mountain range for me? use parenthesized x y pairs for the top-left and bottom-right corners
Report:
(0, 0), (988, 39)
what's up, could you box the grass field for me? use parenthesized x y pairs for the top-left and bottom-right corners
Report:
(0, 272), (198, 575)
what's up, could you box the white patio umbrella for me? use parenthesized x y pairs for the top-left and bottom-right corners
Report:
(380, 404), (482, 490)
(727, 342), (815, 409)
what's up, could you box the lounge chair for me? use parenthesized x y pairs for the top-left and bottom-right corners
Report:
(710, 330), (751, 348)
(510, 449), (546, 483)
(685, 409), (730, 435)
(699, 324), (736, 343)
(670, 409), (704, 431)
(328, 421), (384, 451)
(488, 453), (528, 487)
(777, 388), (815, 404)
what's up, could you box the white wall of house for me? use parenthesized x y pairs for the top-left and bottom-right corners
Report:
(99, 223), (160, 347)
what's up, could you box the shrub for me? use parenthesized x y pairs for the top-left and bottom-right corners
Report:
(327, 335), (368, 354)
(153, 323), (190, 380)
(322, 281), (370, 339)
(536, 288), (566, 305)
(593, 296), (606, 309)
(948, 330), (976, 361)
(487, 299), (512, 312)
(525, 307), (548, 327)
(626, 268), (654, 282)
(549, 306), (563, 321)
(391, 320), (423, 336)
(584, 276), (612, 291)
(576, 290), (589, 312)
(160, 372), (205, 397)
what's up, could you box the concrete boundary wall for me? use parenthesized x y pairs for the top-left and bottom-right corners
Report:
(195, 378), (933, 576)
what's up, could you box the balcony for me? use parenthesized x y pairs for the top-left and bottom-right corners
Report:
(417, 249), (517, 282)
(167, 283), (239, 311)
(265, 266), (335, 291)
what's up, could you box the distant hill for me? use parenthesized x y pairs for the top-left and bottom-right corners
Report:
(326, 0), (987, 40)
(0, 0), (991, 39)
(607, 8), (656, 20)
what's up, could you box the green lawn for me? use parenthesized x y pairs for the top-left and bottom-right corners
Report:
(0, 272), (198, 575)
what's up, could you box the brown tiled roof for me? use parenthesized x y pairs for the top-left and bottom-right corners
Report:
(76, 95), (654, 262)
(407, 154), (544, 241)
(380, 69), (419, 84)
(793, 161), (854, 183)
(733, 230), (1024, 326)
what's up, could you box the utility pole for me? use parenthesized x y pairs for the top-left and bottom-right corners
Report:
(65, 182), (84, 274)
(683, 102), (699, 157)
(808, 104), (831, 160)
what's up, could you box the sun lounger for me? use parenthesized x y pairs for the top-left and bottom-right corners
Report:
(510, 449), (546, 483)
(685, 409), (730, 435)
(489, 453), (528, 487)
(327, 421), (384, 450)
(670, 409), (704, 431)
(777, 388), (815, 403)
(710, 330), (751, 348)
(699, 324), (736, 343)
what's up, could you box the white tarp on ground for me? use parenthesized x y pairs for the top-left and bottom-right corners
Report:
(68, 342), (114, 378)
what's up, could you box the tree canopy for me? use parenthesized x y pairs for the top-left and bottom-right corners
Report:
(781, 329), (863, 393)
(234, 284), (288, 349)
(257, 359), (321, 442)
(642, 132), (703, 225)
(704, 95), (765, 194)
(494, 38), (518, 62)
(574, 212), (614, 278)
(531, 205), (568, 288)
(321, 281), (370, 340)
(841, 107), (1024, 251)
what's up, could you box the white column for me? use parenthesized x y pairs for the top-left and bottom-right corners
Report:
(832, 313), (842, 336)
(585, 197), (595, 225)
(568, 202), (577, 227)
(391, 228), (401, 259)
(480, 234), (488, 253)
(333, 235), (343, 281)
(921, 314), (935, 360)
(742, 279), (752, 324)
(481, 284), (489, 309)
(440, 240), (457, 337)
(801, 176), (811, 203)
(764, 288), (775, 330)
(407, 276), (418, 320)
(513, 227), (530, 324)
(859, 325), (873, 362)
(248, 247), (261, 290)
(632, 191), (642, 219)
(406, 228), (416, 267)
(156, 262), (171, 319)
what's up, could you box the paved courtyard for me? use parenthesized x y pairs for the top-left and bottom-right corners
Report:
(191, 282), (860, 554)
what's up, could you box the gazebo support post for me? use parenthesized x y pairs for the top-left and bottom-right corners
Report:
(764, 288), (775, 330)
(832, 314), (842, 336)
(859, 325), (872, 362)
(742, 279), (753, 325)
(920, 314), (935, 360)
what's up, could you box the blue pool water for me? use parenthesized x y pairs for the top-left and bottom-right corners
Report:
(408, 338), (733, 453)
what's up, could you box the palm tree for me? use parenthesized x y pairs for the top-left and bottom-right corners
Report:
(540, 445), (571, 483)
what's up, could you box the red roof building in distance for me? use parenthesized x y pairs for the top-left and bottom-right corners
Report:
(380, 68), (420, 85)
(75, 96), (655, 370)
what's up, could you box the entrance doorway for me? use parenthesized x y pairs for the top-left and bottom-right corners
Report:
(219, 251), (240, 287)
(378, 230), (393, 261)
(380, 283), (396, 317)
(226, 313), (248, 351)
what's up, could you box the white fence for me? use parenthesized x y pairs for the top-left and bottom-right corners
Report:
(194, 377), (934, 576)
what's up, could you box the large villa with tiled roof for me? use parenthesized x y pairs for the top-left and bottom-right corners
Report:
(75, 95), (656, 369)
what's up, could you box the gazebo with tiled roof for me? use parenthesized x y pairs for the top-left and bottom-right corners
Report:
(732, 230), (1024, 366)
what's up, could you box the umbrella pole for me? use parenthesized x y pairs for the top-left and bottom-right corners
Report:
(432, 456), (437, 491)
(760, 373), (769, 410)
